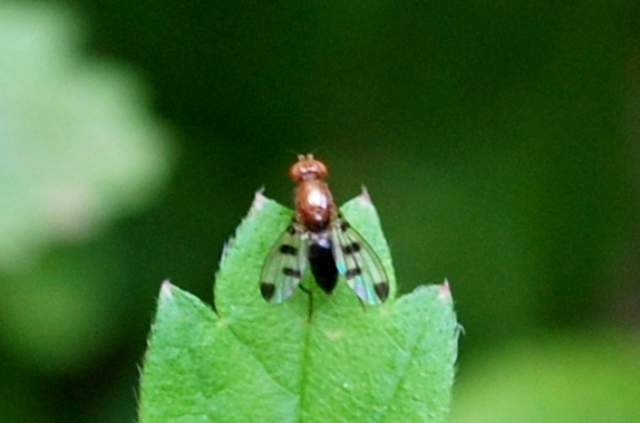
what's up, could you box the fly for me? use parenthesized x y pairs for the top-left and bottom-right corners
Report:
(260, 154), (389, 305)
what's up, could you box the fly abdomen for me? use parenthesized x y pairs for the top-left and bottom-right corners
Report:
(308, 237), (338, 294)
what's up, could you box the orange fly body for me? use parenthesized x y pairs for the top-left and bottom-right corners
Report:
(260, 154), (389, 305)
(289, 155), (335, 232)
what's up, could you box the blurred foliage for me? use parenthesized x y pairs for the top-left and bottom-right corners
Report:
(0, 0), (639, 422)
(0, 1), (172, 421)
(0, 2), (171, 269)
(451, 331), (640, 422)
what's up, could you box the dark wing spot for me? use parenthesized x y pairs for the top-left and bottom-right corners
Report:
(374, 282), (389, 301)
(260, 283), (275, 300)
(339, 220), (350, 232)
(342, 242), (361, 255)
(286, 224), (296, 235)
(344, 267), (362, 280)
(279, 244), (297, 255)
(283, 267), (302, 278)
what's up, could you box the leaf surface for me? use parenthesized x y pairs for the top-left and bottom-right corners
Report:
(139, 192), (458, 423)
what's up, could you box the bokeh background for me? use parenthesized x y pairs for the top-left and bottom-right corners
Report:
(1, 0), (639, 422)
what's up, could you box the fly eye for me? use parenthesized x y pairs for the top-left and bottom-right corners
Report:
(290, 159), (326, 181)
(314, 163), (328, 178)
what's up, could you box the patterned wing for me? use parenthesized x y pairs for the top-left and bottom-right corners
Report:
(260, 221), (309, 303)
(331, 218), (389, 305)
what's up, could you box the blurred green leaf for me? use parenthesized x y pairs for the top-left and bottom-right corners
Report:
(1, 238), (128, 373)
(0, 2), (173, 374)
(139, 194), (458, 422)
(0, 2), (173, 271)
(451, 331), (640, 423)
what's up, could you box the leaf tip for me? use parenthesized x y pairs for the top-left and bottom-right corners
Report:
(438, 279), (452, 300)
(358, 186), (372, 204)
(159, 279), (174, 300)
(248, 188), (268, 216)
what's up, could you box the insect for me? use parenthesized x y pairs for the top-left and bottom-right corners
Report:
(260, 154), (389, 305)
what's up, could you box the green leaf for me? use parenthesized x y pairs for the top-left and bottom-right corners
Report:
(139, 191), (458, 423)
(0, 2), (173, 375)
(0, 3), (172, 271)
(450, 332), (640, 423)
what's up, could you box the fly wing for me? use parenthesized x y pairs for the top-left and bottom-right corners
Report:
(260, 221), (309, 303)
(331, 218), (390, 305)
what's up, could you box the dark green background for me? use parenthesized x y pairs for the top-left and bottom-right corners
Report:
(2, 0), (639, 421)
